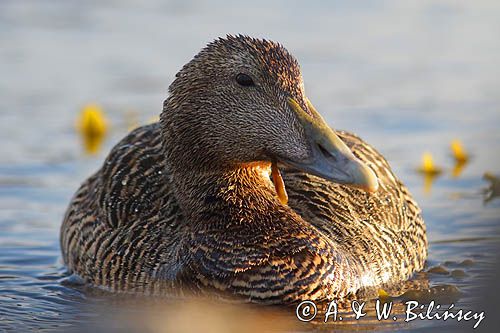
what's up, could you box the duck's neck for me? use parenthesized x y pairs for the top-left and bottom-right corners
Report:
(160, 102), (290, 224)
(166, 159), (286, 223)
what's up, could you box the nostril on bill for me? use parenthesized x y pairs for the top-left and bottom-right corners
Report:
(317, 143), (336, 162)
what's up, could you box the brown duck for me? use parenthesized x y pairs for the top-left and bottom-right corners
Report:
(61, 35), (427, 304)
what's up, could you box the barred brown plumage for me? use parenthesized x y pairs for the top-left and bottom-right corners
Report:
(60, 35), (427, 304)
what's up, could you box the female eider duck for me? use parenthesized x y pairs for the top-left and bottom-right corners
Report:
(61, 35), (427, 304)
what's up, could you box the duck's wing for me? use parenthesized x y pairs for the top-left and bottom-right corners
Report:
(94, 122), (174, 229)
(61, 123), (183, 291)
(283, 131), (427, 286)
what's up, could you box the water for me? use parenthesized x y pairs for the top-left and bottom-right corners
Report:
(1, 1), (499, 331)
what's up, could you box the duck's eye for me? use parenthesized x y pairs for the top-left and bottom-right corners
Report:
(235, 73), (255, 87)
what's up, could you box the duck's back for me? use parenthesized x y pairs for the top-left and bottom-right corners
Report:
(61, 123), (426, 296)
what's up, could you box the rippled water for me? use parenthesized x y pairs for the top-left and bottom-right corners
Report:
(1, 1), (499, 332)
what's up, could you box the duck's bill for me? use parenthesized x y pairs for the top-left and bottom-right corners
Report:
(285, 98), (379, 193)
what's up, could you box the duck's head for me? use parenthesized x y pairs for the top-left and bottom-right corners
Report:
(162, 35), (378, 192)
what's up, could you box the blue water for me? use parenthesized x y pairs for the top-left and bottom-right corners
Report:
(1, 1), (499, 331)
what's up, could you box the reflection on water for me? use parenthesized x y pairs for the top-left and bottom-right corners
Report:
(422, 173), (439, 195)
(1, 0), (500, 331)
(452, 160), (468, 178)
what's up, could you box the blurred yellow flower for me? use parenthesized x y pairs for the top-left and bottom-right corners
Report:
(76, 104), (108, 154)
(450, 139), (469, 163)
(417, 152), (442, 195)
(418, 152), (442, 175)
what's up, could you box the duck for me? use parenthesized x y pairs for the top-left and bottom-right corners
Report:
(61, 35), (427, 304)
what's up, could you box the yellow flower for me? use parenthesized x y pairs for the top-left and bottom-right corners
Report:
(77, 104), (108, 137)
(417, 152), (442, 195)
(418, 152), (442, 175)
(450, 139), (469, 163)
(76, 104), (108, 154)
